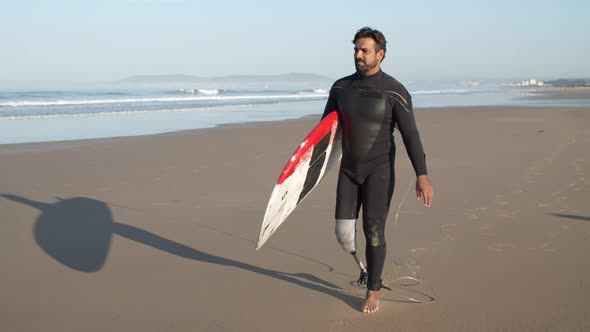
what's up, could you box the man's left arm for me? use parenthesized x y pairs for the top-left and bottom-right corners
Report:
(393, 95), (434, 207)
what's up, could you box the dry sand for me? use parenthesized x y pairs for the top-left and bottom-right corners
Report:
(1, 106), (589, 331)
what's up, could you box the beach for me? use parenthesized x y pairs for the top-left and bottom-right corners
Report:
(1, 106), (589, 331)
(525, 86), (590, 100)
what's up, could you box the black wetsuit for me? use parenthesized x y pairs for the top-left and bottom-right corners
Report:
(322, 70), (427, 291)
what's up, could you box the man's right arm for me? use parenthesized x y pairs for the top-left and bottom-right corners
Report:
(321, 85), (339, 119)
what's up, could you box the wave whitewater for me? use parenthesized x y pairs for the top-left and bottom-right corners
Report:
(0, 92), (328, 108)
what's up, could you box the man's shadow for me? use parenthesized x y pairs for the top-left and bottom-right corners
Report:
(548, 213), (590, 222)
(1, 194), (360, 308)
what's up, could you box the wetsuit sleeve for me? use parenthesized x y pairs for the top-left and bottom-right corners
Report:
(321, 86), (339, 119)
(393, 96), (428, 176)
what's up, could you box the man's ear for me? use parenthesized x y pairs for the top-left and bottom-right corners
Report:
(377, 49), (384, 61)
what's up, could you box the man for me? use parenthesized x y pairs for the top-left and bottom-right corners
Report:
(322, 27), (434, 313)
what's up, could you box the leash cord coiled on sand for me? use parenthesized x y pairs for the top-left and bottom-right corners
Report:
(351, 173), (437, 304)
(389, 174), (437, 303)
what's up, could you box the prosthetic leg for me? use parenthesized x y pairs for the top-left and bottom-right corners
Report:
(335, 219), (368, 285)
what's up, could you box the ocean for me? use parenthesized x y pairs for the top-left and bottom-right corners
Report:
(1, 82), (588, 144)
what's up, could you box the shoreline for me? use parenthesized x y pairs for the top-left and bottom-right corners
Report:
(2, 105), (589, 150)
(520, 86), (590, 100)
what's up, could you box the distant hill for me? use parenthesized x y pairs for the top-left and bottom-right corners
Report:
(114, 73), (333, 88)
(545, 79), (590, 87)
(117, 74), (199, 84)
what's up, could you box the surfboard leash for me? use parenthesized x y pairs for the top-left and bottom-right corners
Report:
(388, 173), (437, 303)
(350, 173), (437, 303)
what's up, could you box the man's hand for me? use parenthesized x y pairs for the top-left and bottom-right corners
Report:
(416, 175), (434, 207)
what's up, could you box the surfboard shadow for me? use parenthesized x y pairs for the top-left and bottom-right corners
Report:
(2, 194), (113, 272)
(1, 194), (360, 309)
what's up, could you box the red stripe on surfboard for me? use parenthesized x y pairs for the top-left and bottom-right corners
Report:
(277, 110), (338, 185)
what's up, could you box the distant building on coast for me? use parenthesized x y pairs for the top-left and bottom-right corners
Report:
(501, 79), (544, 87)
(501, 78), (590, 88)
(519, 79), (544, 87)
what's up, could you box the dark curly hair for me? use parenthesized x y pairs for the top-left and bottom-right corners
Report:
(352, 27), (387, 59)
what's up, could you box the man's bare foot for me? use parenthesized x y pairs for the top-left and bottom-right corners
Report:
(361, 290), (380, 313)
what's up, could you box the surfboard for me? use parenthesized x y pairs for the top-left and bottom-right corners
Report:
(256, 110), (341, 250)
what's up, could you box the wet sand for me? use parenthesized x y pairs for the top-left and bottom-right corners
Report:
(1, 106), (589, 331)
(524, 86), (590, 100)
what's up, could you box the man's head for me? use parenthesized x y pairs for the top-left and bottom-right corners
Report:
(352, 27), (387, 76)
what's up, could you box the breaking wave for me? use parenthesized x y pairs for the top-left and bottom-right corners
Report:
(0, 93), (326, 108)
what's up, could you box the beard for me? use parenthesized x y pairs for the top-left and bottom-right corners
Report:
(355, 58), (379, 74)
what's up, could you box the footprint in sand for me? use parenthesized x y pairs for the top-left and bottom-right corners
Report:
(488, 243), (517, 253)
(405, 258), (421, 271)
(410, 247), (429, 255)
(480, 224), (490, 230)
(329, 320), (351, 331)
(531, 227), (568, 252)
(441, 224), (457, 240)
(409, 248), (429, 262)
(533, 242), (557, 252)
(465, 207), (488, 221)
(497, 209), (517, 219)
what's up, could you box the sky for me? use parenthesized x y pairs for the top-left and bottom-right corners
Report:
(1, 0), (589, 88)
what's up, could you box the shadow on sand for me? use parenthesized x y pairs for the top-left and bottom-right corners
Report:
(1, 194), (361, 309)
(548, 213), (590, 222)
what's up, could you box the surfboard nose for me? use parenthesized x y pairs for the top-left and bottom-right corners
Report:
(256, 110), (341, 251)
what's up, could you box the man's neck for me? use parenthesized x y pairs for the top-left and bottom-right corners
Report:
(358, 67), (381, 78)
(358, 67), (382, 78)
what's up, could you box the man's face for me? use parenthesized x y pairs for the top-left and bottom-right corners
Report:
(354, 37), (383, 75)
